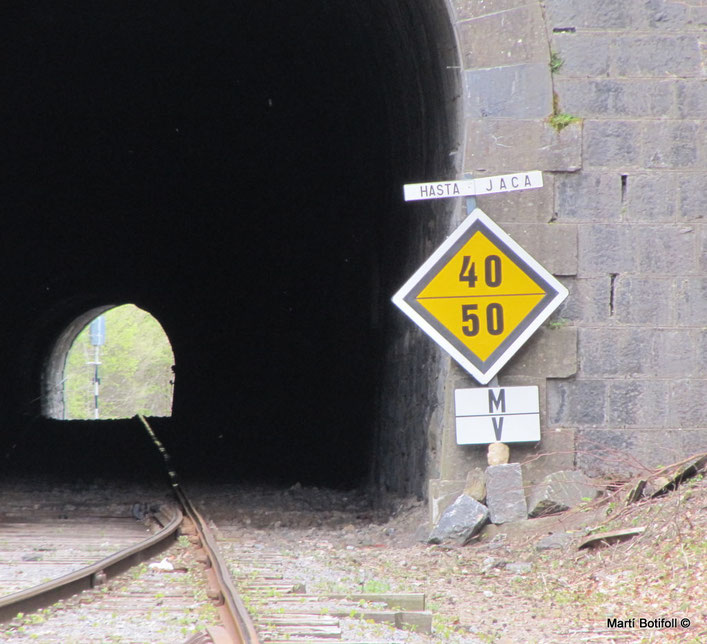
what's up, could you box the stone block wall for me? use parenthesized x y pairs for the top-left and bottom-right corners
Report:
(429, 0), (705, 510)
(545, 0), (706, 477)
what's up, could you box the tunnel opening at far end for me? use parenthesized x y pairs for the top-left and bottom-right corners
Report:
(43, 305), (175, 421)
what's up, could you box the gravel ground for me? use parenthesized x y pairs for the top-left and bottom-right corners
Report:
(1, 467), (703, 643)
(189, 472), (706, 644)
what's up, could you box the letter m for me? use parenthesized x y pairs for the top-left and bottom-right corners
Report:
(488, 389), (506, 414)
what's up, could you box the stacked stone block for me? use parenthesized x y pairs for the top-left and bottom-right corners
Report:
(544, 0), (706, 476)
(431, 1), (705, 511)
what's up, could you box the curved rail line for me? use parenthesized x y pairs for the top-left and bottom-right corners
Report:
(0, 504), (182, 623)
(0, 415), (261, 644)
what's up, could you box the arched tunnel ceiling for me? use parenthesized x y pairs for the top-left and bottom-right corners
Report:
(1, 1), (461, 490)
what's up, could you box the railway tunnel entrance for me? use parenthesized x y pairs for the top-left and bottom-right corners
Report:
(1, 2), (461, 494)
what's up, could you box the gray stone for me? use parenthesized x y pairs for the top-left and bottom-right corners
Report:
(555, 171), (622, 221)
(464, 119), (581, 174)
(427, 494), (489, 545)
(677, 81), (707, 119)
(669, 379), (707, 427)
(554, 78), (676, 118)
(678, 173), (707, 221)
(503, 326), (578, 379)
(635, 225), (697, 275)
(675, 278), (707, 326)
(528, 470), (598, 517)
(615, 35), (702, 77)
(643, 121), (700, 168)
(464, 63), (552, 118)
(579, 327), (658, 378)
(577, 224), (638, 275)
(551, 34), (613, 76)
(428, 478), (466, 526)
(485, 464), (528, 524)
(553, 277), (611, 325)
(576, 429), (707, 479)
(624, 172), (677, 222)
(614, 276), (674, 326)
(455, 0), (522, 21)
(545, 0), (632, 29)
(480, 556), (506, 573)
(584, 121), (642, 168)
(608, 380), (670, 428)
(458, 4), (548, 68)
(502, 223), (578, 276)
(547, 377), (607, 427)
(535, 532), (573, 551)
(505, 562), (533, 574)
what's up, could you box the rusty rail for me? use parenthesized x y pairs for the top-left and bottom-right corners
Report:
(0, 504), (182, 623)
(137, 414), (261, 644)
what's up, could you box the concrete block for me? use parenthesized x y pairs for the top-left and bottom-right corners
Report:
(427, 493), (489, 545)
(547, 377), (607, 427)
(577, 224), (638, 275)
(669, 379), (706, 427)
(551, 34), (613, 77)
(554, 79), (676, 118)
(678, 173), (707, 221)
(614, 35), (702, 77)
(485, 463), (528, 524)
(608, 380), (670, 428)
(544, 0), (633, 29)
(635, 225), (696, 274)
(502, 223), (578, 276)
(503, 326), (578, 379)
(464, 119), (582, 174)
(576, 429), (707, 479)
(675, 278), (707, 326)
(554, 276), (611, 325)
(583, 120), (642, 168)
(625, 172), (677, 222)
(643, 121), (701, 169)
(475, 172), (554, 224)
(614, 276), (674, 326)
(458, 4), (548, 68)
(528, 470), (598, 517)
(464, 63), (552, 118)
(677, 80), (707, 119)
(555, 171), (622, 221)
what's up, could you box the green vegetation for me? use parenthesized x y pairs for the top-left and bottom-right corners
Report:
(549, 112), (581, 131)
(63, 304), (175, 419)
(549, 52), (564, 73)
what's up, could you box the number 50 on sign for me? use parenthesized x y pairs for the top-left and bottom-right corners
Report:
(392, 208), (568, 384)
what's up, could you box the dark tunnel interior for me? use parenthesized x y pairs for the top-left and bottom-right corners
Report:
(1, 2), (460, 492)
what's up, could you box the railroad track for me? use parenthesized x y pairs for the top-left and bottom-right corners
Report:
(1, 418), (434, 643)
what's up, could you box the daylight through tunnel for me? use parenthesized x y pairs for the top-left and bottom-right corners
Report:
(1, 1), (461, 492)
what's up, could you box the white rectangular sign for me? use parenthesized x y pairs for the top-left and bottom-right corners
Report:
(455, 386), (540, 444)
(403, 171), (542, 202)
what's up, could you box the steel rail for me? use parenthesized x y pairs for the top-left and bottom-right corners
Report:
(0, 504), (182, 623)
(137, 414), (261, 644)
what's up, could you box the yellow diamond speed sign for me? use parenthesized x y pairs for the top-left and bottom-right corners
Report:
(392, 208), (568, 384)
